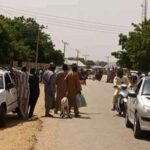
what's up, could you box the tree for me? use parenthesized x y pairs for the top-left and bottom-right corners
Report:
(0, 15), (64, 65)
(0, 22), (11, 64)
(112, 19), (150, 71)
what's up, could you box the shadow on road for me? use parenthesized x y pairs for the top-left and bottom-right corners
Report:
(80, 112), (101, 115)
(0, 114), (39, 130)
(40, 114), (91, 119)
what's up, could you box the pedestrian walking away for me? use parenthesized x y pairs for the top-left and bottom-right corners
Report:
(55, 64), (69, 114)
(28, 68), (40, 118)
(65, 63), (82, 117)
(43, 62), (56, 117)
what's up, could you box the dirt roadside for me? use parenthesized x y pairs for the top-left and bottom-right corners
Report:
(0, 84), (45, 150)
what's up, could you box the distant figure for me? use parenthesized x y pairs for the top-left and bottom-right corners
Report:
(55, 64), (69, 114)
(28, 68), (40, 118)
(65, 63), (82, 117)
(79, 68), (87, 85)
(43, 63), (56, 117)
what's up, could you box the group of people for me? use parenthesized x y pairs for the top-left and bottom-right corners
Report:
(11, 66), (40, 119)
(11, 62), (82, 119)
(43, 63), (82, 118)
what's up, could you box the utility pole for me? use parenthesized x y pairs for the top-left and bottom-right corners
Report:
(83, 54), (89, 66)
(76, 49), (80, 66)
(35, 25), (48, 71)
(62, 40), (69, 61)
(141, 0), (148, 21)
(35, 26), (40, 71)
(106, 56), (110, 68)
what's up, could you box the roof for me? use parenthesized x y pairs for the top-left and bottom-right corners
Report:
(64, 59), (86, 67)
(104, 62), (117, 68)
(92, 65), (103, 69)
(0, 69), (8, 74)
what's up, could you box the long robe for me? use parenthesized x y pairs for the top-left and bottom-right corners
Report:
(43, 70), (56, 114)
(65, 71), (82, 115)
(13, 68), (30, 118)
(55, 71), (68, 111)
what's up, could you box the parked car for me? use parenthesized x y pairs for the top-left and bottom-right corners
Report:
(0, 69), (18, 127)
(125, 76), (150, 138)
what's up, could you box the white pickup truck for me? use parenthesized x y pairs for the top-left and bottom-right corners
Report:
(0, 69), (19, 127)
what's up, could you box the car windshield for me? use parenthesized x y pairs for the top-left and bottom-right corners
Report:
(142, 78), (150, 95)
(0, 75), (3, 89)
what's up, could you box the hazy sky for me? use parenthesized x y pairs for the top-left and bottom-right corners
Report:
(0, 0), (149, 61)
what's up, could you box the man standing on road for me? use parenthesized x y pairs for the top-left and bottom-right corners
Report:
(43, 63), (56, 117)
(12, 66), (30, 119)
(55, 64), (69, 114)
(65, 63), (82, 117)
(28, 68), (40, 118)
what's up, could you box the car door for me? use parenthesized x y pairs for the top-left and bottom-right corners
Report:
(5, 73), (18, 112)
(130, 79), (143, 121)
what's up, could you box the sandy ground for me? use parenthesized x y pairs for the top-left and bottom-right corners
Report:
(0, 84), (45, 150)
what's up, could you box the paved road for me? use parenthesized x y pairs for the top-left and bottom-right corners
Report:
(34, 77), (150, 150)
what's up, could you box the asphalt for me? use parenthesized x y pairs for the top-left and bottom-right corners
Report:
(34, 76), (150, 150)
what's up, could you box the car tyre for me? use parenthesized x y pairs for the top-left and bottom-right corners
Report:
(0, 105), (6, 127)
(125, 113), (132, 128)
(133, 113), (142, 139)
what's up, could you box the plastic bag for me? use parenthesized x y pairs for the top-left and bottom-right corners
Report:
(76, 93), (87, 108)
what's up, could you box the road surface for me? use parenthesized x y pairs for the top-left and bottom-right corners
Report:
(34, 77), (150, 150)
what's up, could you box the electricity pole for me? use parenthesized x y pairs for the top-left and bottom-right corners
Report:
(35, 26), (40, 71)
(141, 0), (148, 21)
(106, 56), (110, 68)
(76, 49), (80, 66)
(83, 54), (89, 66)
(62, 40), (69, 60)
(35, 25), (48, 71)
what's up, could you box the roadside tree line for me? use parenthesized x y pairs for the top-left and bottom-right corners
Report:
(0, 15), (64, 66)
(112, 19), (150, 72)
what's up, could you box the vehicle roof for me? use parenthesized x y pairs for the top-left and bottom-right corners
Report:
(143, 76), (150, 80)
(0, 69), (9, 74)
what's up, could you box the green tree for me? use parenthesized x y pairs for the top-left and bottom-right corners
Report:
(112, 20), (150, 71)
(0, 15), (64, 65)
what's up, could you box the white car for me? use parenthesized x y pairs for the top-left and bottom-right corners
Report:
(125, 76), (150, 138)
(0, 69), (18, 127)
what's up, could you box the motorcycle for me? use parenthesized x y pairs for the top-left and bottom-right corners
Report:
(115, 84), (128, 116)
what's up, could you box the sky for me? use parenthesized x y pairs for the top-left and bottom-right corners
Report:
(0, 0), (150, 62)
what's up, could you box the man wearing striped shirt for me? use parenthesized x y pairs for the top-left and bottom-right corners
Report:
(12, 66), (30, 119)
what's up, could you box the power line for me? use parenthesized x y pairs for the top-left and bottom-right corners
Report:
(0, 8), (129, 33)
(0, 9), (128, 34)
(0, 5), (130, 29)
(76, 49), (80, 65)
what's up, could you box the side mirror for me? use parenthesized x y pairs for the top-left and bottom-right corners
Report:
(6, 83), (14, 90)
(128, 91), (137, 98)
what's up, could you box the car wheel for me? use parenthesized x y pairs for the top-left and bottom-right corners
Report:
(125, 113), (132, 128)
(133, 113), (142, 139)
(0, 105), (6, 127)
